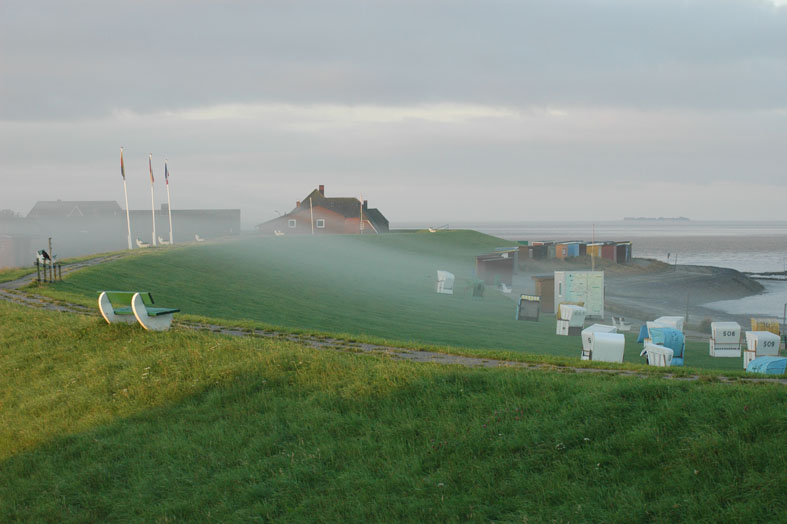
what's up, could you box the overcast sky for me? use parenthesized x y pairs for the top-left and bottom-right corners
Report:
(2, 0), (786, 227)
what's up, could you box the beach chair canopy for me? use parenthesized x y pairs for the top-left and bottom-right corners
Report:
(516, 294), (541, 321)
(745, 331), (781, 356)
(746, 356), (787, 375)
(436, 270), (455, 294)
(581, 324), (618, 355)
(654, 316), (684, 332)
(637, 324), (649, 343)
(649, 327), (685, 359)
(711, 322), (741, 344)
(559, 304), (586, 326)
(588, 332), (625, 363)
(751, 318), (781, 335)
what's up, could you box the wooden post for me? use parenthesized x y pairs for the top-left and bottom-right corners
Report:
(58, 263), (62, 281)
(35, 259), (40, 282)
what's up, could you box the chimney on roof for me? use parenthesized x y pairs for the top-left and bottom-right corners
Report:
(319, 185), (325, 196)
(363, 200), (368, 211)
(296, 201), (301, 208)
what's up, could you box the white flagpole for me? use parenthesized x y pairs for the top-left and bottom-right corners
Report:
(165, 159), (173, 244)
(149, 153), (157, 246)
(121, 147), (132, 249)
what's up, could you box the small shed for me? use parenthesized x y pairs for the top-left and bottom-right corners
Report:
(600, 243), (617, 262)
(555, 242), (580, 259)
(615, 242), (632, 264)
(476, 252), (514, 286)
(530, 244), (548, 259)
(586, 243), (603, 259)
(531, 275), (555, 313)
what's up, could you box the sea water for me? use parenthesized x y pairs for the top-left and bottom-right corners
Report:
(393, 220), (787, 317)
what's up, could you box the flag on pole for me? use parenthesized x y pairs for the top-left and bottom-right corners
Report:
(149, 154), (154, 184)
(120, 147), (126, 180)
(164, 160), (169, 185)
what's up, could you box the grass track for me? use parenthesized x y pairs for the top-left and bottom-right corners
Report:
(2, 300), (787, 523)
(33, 231), (748, 372)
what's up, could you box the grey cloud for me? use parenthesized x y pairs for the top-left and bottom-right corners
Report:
(2, 0), (787, 120)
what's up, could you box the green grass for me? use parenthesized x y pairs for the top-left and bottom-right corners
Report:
(0, 266), (34, 283)
(0, 249), (134, 284)
(27, 231), (754, 372)
(2, 299), (786, 523)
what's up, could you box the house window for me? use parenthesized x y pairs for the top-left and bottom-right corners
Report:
(316, 219), (325, 229)
(288, 219), (297, 228)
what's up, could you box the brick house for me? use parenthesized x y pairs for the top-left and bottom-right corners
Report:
(257, 185), (389, 235)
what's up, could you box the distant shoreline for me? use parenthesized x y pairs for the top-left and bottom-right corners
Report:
(623, 216), (690, 221)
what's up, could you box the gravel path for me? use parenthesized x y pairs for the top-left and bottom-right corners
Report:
(2, 256), (785, 387)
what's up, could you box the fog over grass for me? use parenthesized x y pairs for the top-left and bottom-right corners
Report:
(34, 232), (748, 371)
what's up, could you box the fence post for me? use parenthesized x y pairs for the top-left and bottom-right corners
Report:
(58, 263), (62, 281)
(35, 259), (40, 282)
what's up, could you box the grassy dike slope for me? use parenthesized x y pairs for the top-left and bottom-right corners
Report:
(2, 300), (786, 523)
(30, 231), (741, 370)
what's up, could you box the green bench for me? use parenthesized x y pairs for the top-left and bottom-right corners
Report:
(98, 291), (179, 331)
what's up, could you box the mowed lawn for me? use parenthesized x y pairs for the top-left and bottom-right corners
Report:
(2, 300), (786, 523)
(40, 231), (744, 371)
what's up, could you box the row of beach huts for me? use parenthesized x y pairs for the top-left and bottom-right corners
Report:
(472, 240), (632, 289)
(519, 240), (632, 264)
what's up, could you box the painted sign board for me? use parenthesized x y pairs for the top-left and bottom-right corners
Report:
(554, 271), (604, 318)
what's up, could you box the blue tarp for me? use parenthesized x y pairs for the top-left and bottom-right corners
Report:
(746, 356), (787, 375)
(637, 324), (648, 343)
(649, 327), (685, 366)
